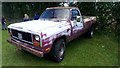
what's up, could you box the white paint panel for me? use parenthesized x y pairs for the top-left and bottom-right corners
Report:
(8, 20), (71, 40)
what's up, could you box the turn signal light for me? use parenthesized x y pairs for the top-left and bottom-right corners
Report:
(33, 40), (40, 47)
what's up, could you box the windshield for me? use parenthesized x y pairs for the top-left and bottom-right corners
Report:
(39, 8), (70, 20)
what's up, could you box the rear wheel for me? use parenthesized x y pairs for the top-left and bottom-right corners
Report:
(86, 26), (94, 38)
(49, 39), (65, 63)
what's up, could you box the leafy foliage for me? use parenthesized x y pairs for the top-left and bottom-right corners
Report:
(95, 2), (115, 32)
(2, 2), (120, 36)
(112, 2), (120, 42)
(2, 2), (60, 22)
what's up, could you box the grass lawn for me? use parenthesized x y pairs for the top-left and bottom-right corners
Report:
(0, 25), (2, 67)
(2, 30), (118, 66)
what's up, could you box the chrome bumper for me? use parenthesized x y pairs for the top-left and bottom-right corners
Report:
(7, 38), (43, 57)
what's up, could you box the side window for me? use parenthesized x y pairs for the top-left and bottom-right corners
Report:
(71, 9), (80, 20)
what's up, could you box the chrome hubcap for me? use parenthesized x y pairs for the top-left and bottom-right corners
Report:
(91, 31), (93, 37)
(59, 42), (65, 59)
(59, 47), (64, 56)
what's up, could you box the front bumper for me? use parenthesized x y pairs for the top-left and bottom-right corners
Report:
(7, 38), (44, 57)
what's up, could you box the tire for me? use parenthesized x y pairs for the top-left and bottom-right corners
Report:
(86, 26), (94, 38)
(49, 39), (65, 63)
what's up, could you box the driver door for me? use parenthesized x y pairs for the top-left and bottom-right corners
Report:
(70, 9), (84, 39)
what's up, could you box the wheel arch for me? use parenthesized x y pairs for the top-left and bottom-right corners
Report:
(52, 35), (66, 46)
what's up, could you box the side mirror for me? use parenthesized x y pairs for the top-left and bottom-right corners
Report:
(77, 16), (81, 19)
(76, 16), (81, 22)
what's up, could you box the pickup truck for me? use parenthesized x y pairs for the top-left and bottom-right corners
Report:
(7, 7), (96, 62)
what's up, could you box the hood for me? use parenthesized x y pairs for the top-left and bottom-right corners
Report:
(8, 20), (65, 34)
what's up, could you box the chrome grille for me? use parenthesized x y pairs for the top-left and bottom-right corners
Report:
(11, 29), (32, 44)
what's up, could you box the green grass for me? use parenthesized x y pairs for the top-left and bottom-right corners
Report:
(0, 27), (1, 68)
(2, 30), (118, 66)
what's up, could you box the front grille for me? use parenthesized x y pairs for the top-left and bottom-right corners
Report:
(11, 29), (32, 44)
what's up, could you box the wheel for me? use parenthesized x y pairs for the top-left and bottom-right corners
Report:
(49, 39), (65, 63)
(86, 26), (94, 38)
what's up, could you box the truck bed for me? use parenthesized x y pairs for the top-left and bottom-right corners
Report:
(83, 16), (96, 23)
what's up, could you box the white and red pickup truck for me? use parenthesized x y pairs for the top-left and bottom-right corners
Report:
(7, 7), (96, 62)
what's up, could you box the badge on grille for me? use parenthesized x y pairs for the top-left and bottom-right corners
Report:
(18, 33), (22, 39)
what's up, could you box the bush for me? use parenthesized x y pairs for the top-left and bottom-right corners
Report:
(2, 2), (119, 37)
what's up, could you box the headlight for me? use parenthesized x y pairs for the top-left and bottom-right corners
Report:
(35, 35), (40, 41)
(33, 35), (41, 47)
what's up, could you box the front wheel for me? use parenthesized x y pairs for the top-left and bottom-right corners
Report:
(49, 39), (65, 63)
